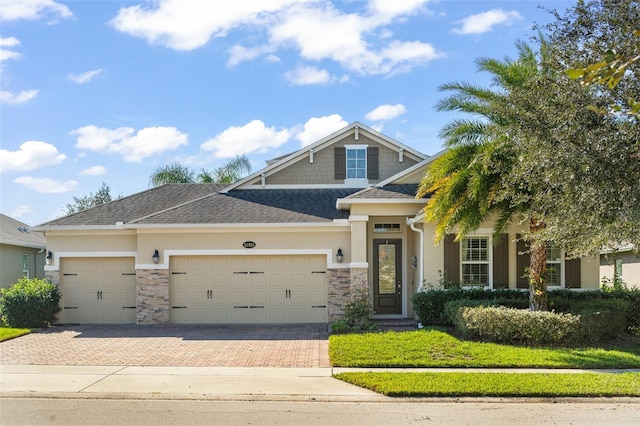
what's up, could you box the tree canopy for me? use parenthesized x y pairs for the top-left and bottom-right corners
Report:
(64, 182), (119, 215)
(149, 155), (252, 187)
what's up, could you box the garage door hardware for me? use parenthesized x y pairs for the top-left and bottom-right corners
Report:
(233, 305), (265, 309)
(122, 272), (136, 276)
(233, 271), (265, 274)
(172, 306), (187, 309)
(312, 305), (327, 308)
(122, 306), (136, 309)
(96, 291), (103, 300)
(63, 273), (77, 276)
(64, 306), (78, 309)
(311, 271), (326, 274)
(206, 290), (213, 298)
(171, 272), (187, 275)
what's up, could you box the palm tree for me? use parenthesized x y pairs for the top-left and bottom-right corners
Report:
(417, 42), (551, 310)
(150, 155), (252, 187)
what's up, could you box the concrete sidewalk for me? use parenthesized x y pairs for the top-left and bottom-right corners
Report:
(2, 365), (639, 402)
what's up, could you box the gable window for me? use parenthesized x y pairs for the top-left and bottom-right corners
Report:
(346, 146), (366, 179)
(461, 237), (490, 286)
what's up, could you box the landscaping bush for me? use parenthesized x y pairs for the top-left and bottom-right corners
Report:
(454, 306), (580, 345)
(570, 299), (631, 343)
(331, 287), (377, 333)
(0, 278), (61, 328)
(443, 298), (530, 326)
(413, 288), (529, 326)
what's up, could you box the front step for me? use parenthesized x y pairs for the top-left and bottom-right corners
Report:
(372, 318), (418, 332)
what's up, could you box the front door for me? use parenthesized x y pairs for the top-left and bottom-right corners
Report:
(373, 239), (402, 315)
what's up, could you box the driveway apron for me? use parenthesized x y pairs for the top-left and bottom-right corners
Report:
(0, 324), (330, 368)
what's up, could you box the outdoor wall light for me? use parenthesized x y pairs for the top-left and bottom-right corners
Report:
(336, 248), (344, 263)
(45, 251), (53, 265)
(152, 249), (160, 264)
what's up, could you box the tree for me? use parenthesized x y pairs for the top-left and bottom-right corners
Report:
(150, 155), (252, 186)
(418, 43), (552, 310)
(64, 182), (118, 215)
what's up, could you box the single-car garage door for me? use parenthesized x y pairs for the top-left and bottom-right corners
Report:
(170, 255), (327, 323)
(58, 257), (136, 324)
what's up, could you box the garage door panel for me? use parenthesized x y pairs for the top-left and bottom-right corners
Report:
(59, 257), (136, 324)
(170, 255), (327, 324)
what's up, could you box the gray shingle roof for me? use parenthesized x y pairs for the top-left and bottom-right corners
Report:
(1, 214), (46, 247)
(345, 184), (420, 199)
(38, 184), (226, 226)
(135, 189), (358, 224)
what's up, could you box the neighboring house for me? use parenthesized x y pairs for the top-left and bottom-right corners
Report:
(33, 123), (600, 325)
(1, 214), (47, 289)
(600, 245), (639, 288)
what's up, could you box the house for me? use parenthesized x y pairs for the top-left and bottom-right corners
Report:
(1, 214), (47, 289)
(33, 123), (600, 325)
(600, 245), (639, 288)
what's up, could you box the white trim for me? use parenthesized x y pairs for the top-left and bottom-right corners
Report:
(344, 144), (368, 149)
(349, 215), (369, 222)
(44, 251), (137, 272)
(237, 183), (373, 190)
(349, 262), (369, 268)
(337, 197), (426, 210)
(460, 235), (493, 288)
(40, 222), (351, 232)
(375, 148), (447, 188)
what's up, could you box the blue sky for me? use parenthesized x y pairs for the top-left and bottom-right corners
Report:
(1, 0), (568, 225)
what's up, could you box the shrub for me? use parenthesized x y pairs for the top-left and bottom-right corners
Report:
(570, 299), (631, 343)
(443, 298), (530, 326)
(0, 278), (61, 328)
(413, 288), (529, 326)
(454, 306), (580, 345)
(332, 287), (377, 333)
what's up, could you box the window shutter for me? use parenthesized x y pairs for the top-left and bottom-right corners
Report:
(443, 234), (460, 287)
(516, 234), (529, 289)
(367, 147), (379, 179)
(565, 258), (581, 288)
(334, 147), (346, 179)
(492, 234), (509, 289)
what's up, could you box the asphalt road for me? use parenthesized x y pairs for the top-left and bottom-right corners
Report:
(1, 398), (639, 426)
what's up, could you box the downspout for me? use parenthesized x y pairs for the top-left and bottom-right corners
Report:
(406, 216), (424, 292)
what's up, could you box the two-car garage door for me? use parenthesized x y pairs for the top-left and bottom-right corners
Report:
(170, 255), (327, 323)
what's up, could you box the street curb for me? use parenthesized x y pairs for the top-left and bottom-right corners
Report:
(2, 392), (639, 404)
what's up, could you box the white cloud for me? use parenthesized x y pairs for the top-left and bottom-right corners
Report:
(111, 0), (301, 51)
(111, 0), (440, 76)
(68, 68), (103, 84)
(0, 0), (72, 22)
(14, 176), (77, 193)
(284, 65), (332, 86)
(0, 36), (21, 62)
(79, 165), (107, 176)
(201, 120), (291, 158)
(10, 204), (31, 218)
(0, 141), (66, 172)
(295, 114), (347, 147)
(451, 9), (522, 35)
(72, 125), (188, 163)
(0, 89), (39, 104)
(365, 103), (407, 121)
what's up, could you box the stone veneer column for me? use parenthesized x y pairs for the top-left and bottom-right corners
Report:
(136, 269), (169, 324)
(326, 267), (369, 322)
(45, 270), (60, 287)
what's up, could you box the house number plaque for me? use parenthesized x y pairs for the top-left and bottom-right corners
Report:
(243, 241), (256, 249)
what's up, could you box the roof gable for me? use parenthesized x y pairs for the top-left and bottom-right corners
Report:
(222, 122), (428, 192)
(0, 214), (46, 248)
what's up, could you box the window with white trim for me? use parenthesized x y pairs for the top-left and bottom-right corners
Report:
(546, 243), (562, 287)
(374, 223), (401, 233)
(461, 237), (489, 286)
(346, 146), (366, 179)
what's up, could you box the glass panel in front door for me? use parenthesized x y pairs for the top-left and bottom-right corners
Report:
(378, 242), (396, 294)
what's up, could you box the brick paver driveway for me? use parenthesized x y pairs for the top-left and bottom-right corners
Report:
(0, 324), (329, 368)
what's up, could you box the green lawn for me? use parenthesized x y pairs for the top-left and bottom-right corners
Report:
(0, 327), (30, 342)
(329, 329), (640, 368)
(335, 372), (640, 397)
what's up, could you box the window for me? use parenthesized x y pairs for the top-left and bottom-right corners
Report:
(22, 254), (29, 278)
(374, 223), (401, 233)
(615, 258), (623, 284)
(346, 147), (366, 179)
(546, 243), (562, 287)
(461, 237), (489, 286)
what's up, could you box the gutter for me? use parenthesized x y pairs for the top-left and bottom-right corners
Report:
(406, 216), (424, 292)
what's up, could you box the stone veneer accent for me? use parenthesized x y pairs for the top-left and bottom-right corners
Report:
(326, 267), (369, 322)
(136, 269), (170, 324)
(45, 270), (60, 287)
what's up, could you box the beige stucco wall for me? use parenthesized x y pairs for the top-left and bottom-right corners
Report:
(136, 226), (351, 265)
(45, 232), (137, 254)
(266, 134), (418, 185)
(0, 243), (46, 288)
(600, 252), (640, 288)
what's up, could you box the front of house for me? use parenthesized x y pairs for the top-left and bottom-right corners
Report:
(35, 123), (600, 325)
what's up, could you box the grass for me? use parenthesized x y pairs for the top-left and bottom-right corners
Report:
(335, 372), (640, 397)
(329, 328), (640, 368)
(0, 326), (31, 342)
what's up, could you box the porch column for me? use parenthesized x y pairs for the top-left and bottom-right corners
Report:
(348, 215), (368, 265)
